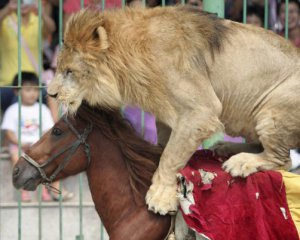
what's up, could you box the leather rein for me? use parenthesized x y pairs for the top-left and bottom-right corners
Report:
(21, 115), (93, 190)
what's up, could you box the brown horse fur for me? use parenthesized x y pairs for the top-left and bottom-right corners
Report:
(47, 6), (300, 214)
(13, 103), (171, 240)
(78, 103), (163, 198)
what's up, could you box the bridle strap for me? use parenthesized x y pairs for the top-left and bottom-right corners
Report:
(22, 116), (93, 185)
(164, 214), (176, 240)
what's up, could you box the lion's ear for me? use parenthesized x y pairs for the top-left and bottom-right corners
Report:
(93, 26), (109, 50)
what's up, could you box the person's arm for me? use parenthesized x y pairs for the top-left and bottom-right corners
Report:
(31, 2), (56, 37)
(5, 129), (19, 145)
(42, 4), (56, 36)
(5, 130), (31, 151)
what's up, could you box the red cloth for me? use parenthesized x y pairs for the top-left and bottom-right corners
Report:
(178, 150), (299, 240)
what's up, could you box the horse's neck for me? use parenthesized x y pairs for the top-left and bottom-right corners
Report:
(87, 133), (170, 239)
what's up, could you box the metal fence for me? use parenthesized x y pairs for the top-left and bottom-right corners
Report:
(0, 0), (292, 239)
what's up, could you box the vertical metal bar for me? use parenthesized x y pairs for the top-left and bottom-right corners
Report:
(203, 0), (224, 18)
(102, 0), (105, 11)
(78, 1), (85, 238)
(17, 0), (22, 239)
(201, 0), (224, 149)
(59, 181), (63, 240)
(243, 0), (247, 23)
(141, 110), (145, 138)
(59, 0), (63, 45)
(38, 0), (43, 139)
(58, 1), (64, 240)
(37, 1), (43, 239)
(101, 0), (107, 237)
(264, 0), (269, 29)
(202, 133), (224, 149)
(78, 174), (84, 240)
(162, 0), (166, 7)
(285, 0), (289, 39)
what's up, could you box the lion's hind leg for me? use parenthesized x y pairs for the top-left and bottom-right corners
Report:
(223, 112), (292, 177)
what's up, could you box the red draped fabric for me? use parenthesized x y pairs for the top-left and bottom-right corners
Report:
(178, 150), (299, 240)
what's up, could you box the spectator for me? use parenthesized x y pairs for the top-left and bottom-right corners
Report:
(225, 0), (278, 30)
(1, 72), (73, 202)
(122, 106), (157, 144)
(247, 4), (264, 27)
(225, 0), (243, 22)
(278, 0), (300, 47)
(187, 0), (202, 11)
(0, 0), (56, 112)
(127, 0), (144, 8)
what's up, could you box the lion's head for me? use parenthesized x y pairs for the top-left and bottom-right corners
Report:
(48, 9), (122, 113)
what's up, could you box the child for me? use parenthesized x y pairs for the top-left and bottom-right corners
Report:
(246, 5), (264, 28)
(277, 0), (300, 47)
(1, 72), (54, 202)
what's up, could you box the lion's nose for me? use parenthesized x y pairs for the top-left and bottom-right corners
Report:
(48, 93), (58, 98)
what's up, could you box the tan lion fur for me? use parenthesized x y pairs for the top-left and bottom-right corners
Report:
(48, 6), (300, 215)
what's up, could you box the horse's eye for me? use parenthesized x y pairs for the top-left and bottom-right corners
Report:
(52, 128), (63, 136)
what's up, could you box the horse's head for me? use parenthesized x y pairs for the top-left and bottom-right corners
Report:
(12, 115), (93, 191)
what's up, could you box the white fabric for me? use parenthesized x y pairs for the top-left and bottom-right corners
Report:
(290, 149), (300, 170)
(1, 102), (54, 144)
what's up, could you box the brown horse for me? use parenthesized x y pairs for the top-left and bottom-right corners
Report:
(12, 104), (171, 240)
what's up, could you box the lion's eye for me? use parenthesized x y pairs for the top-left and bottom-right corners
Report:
(52, 127), (63, 136)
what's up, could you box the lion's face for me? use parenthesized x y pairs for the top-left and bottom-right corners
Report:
(48, 49), (90, 113)
(48, 9), (125, 113)
(48, 44), (123, 113)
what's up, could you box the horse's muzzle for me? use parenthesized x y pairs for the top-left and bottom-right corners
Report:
(12, 158), (41, 191)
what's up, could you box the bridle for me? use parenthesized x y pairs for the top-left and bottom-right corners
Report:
(21, 115), (93, 190)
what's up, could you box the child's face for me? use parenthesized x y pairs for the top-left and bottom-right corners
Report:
(19, 82), (39, 106)
(247, 14), (263, 27)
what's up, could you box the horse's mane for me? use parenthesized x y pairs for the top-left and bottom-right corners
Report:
(76, 103), (163, 200)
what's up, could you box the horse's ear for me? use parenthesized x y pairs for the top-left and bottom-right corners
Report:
(93, 26), (109, 50)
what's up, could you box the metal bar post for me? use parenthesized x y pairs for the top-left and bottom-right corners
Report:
(202, 0), (224, 148)
(203, 0), (224, 18)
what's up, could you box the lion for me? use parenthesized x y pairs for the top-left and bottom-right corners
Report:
(47, 6), (300, 215)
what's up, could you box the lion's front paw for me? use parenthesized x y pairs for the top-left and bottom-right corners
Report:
(146, 183), (178, 215)
(222, 153), (263, 177)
